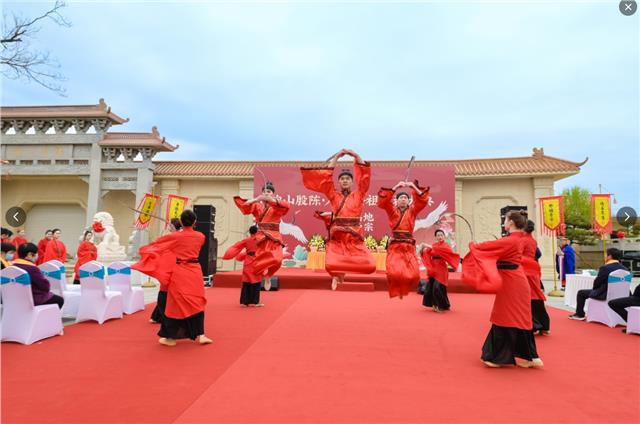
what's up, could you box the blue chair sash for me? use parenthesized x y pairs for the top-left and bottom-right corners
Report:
(79, 268), (105, 279)
(1, 274), (31, 285)
(43, 269), (63, 280)
(108, 267), (131, 276)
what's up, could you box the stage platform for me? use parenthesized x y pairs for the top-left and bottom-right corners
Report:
(213, 267), (477, 293)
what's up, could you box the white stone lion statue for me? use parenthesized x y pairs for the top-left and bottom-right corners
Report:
(92, 211), (126, 261)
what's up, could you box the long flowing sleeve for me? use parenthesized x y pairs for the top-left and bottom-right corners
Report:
(131, 232), (179, 278)
(376, 187), (396, 217)
(354, 162), (371, 198)
(410, 180), (430, 214)
(234, 196), (258, 215)
(301, 167), (337, 202)
(462, 237), (514, 293)
(223, 239), (248, 260)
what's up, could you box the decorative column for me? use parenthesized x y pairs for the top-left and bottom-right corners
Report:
(454, 180), (468, 255)
(134, 164), (155, 248)
(86, 143), (103, 227)
(533, 177), (555, 279)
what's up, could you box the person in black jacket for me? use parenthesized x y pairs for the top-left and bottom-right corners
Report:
(569, 248), (628, 320)
(608, 285), (640, 324)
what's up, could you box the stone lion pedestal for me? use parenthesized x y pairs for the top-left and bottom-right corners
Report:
(91, 211), (127, 265)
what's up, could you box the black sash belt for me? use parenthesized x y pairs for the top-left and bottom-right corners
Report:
(497, 261), (519, 270)
(431, 256), (442, 260)
(176, 258), (199, 264)
(246, 252), (256, 256)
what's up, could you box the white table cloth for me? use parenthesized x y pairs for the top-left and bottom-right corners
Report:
(564, 274), (596, 309)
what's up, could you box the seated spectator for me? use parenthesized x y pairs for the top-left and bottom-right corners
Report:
(569, 248), (628, 320)
(1, 242), (17, 269)
(608, 284), (640, 332)
(12, 242), (64, 309)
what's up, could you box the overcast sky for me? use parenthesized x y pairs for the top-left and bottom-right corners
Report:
(3, 1), (639, 211)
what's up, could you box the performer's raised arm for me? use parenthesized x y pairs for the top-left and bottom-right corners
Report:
(407, 180), (430, 213)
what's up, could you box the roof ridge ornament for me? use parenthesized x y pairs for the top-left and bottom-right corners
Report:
(532, 147), (544, 159)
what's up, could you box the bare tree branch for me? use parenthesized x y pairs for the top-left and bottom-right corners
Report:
(1, 1), (71, 96)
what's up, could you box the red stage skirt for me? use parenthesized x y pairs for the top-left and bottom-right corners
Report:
(385, 242), (420, 298)
(325, 232), (376, 276)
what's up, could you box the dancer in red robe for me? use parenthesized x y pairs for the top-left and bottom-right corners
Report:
(132, 210), (212, 347)
(234, 181), (290, 290)
(524, 220), (550, 335)
(139, 218), (182, 324)
(43, 229), (67, 263)
(73, 231), (97, 284)
(421, 229), (460, 311)
(462, 210), (543, 368)
(36, 230), (53, 265)
(223, 225), (264, 307)
(301, 149), (376, 290)
(377, 180), (429, 299)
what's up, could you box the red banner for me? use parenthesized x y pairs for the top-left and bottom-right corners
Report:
(254, 165), (456, 258)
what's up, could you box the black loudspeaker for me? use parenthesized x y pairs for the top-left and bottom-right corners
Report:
(500, 205), (528, 236)
(193, 205), (218, 278)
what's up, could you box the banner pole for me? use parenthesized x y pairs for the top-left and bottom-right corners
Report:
(548, 232), (564, 297)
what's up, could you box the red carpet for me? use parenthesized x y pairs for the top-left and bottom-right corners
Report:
(2, 288), (639, 423)
(215, 268), (476, 293)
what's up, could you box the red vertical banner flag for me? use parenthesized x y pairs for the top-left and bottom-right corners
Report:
(165, 195), (189, 228)
(591, 194), (612, 235)
(539, 196), (565, 236)
(134, 193), (160, 230)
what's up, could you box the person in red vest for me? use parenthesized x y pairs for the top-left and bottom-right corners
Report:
(12, 228), (28, 250)
(36, 229), (53, 265)
(133, 210), (212, 347)
(234, 181), (290, 290)
(43, 228), (67, 263)
(421, 229), (460, 312)
(223, 225), (263, 307)
(462, 210), (543, 368)
(73, 230), (98, 284)
(377, 180), (430, 299)
(301, 149), (376, 290)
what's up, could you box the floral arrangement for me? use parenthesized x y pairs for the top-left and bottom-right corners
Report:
(308, 234), (325, 251)
(364, 235), (378, 251)
(378, 235), (390, 250)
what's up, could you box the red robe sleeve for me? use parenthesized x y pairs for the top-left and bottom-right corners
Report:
(223, 239), (248, 260)
(354, 161), (372, 197)
(36, 239), (49, 265)
(301, 167), (338, 203)
(234, 196), (258, 215)
(376, 187), (396, 216)
(462, 237), (513, 293)
(74, 241), (98, 279)
(44, 240), (66, 263)
(12, 236), (28, 250)
(431, 242), (460, 270)
(410, 181), (430, 214)
(269, 198), (290, 214)
(131, 232), (179, 280)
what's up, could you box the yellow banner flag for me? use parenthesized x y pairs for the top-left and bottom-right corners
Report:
(166, 195), (189, 221)
(539, 196), (565, 235)
(592, 194), (612, 234)
(135, 193), (159, 229)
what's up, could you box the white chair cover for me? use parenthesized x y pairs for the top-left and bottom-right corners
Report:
(1, 266), (63, 345)
(626, 307), (640, 335)
(39, 261), (81, 318)
(107, 261), (144, 314)
(75, 261), (123, 324)
(586, 269), (631, 328)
